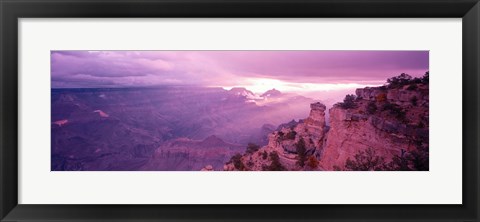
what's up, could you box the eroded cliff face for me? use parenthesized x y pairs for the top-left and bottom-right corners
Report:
(223, 80), (428, 171)
(224, 102), (327, 171)
(321, 83), (428, 170)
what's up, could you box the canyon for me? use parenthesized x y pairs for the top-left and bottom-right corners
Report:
(51, 86), (317, 170)
(51, 73), (429, 171)
(224, 73), (429, 171)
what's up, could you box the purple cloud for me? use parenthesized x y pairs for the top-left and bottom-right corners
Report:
(51, 50), (428, 88)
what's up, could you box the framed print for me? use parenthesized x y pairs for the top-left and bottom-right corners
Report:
(48, 50), (430, 172)
(1, 0), (479, 221)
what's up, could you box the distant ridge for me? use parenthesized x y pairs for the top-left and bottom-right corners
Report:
(261, 88), (282, 98)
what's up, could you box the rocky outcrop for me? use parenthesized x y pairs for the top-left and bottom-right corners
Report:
(321, 108), (412, 170)
(303, 102), (327, 150)
(355, 87), (385, 101)
(224, 102), (327, 171)
(224, 77), (428, 171)
(320, 82), (428, 170)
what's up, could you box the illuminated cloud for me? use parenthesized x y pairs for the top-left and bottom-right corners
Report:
(51, 50), (429, 93)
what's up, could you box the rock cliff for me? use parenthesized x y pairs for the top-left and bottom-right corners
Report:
(224, 102), (327, 171)
(224, 73), (429, 171)
(321, 83), (428, 170)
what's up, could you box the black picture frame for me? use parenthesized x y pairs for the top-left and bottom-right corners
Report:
(1, 0), (479, 221)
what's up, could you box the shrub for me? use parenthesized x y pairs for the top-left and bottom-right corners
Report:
(295, 137), (307, 167)
(261, 164), (268, 171)
(409, 146), (429, 171)
(382, 102), (406, 120)
(382, 102), (394, 111)
(266, 151), (286, 171)
(410, 96), (418, 106)
(384, 149), (411, 171)
(393, 109), (406, 121)
(345, 147), (386, 171)
(245, 143), (260, 154)
(339, 94), (357, 109)
(261, 151), (268, 160)
(412, 78), (422, 84)
(421, 71), (429, 84)
(230, 153), (245, 171)
(387, 73), (413, 88)
(345, 146), (429, 171)
(276, 131), (285, 142)
(407, 84), (418, 90)
(285, 130), (297, 140)
(417, 121), (425, 128)
(366, 101), (377, 114)
(384, 147), (429, 171)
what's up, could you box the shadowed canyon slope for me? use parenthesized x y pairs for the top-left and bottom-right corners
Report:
(51, 86), (317, 170)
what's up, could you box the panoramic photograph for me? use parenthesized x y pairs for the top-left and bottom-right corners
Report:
(51, 51), (429, 171)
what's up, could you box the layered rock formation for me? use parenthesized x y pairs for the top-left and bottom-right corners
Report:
(321, 83), (428, 170)
(224, 102), (327, 171)
(223, 74), (429, 171)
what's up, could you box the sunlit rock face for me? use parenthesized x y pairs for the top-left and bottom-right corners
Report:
(303, 102), (327, 152)
(320, 107), (410, 170)
(224, 81), (428, 171)
(320, 83), (429, 170)
(224, 102), (327, 171)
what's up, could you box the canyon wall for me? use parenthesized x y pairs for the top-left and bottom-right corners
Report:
(224, 80), (429, 171)
(321, 83), (428, 170)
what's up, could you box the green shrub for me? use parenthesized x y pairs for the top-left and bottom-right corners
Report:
(384, 149), (411, 171)
(410, 96), (418, 106)
(266, 151), (286, 171)
(409, 146), (429, 171)
(345, 147), (386, 171)
(344, 146), (429, 171)
(245, 143), (260, 154)
(407, 84), (418, 90)
(417, 121), (425, 128)
(339, 94), (357, 109)
(382, 102), (406, 120)
(277, 131), (284, 138)
(366, 101), (377, 114)
(387, 73), (413, 88)
(230, 153), (245, 171)
(421, 71), (429, 84)
(285, 130), (297, 140)
(261, 151), (268, 160)
(295, 137), (307, 167)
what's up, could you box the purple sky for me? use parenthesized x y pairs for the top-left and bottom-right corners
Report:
(51, 51), (428, 93)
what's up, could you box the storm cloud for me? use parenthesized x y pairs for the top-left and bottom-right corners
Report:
(51, 50), (429, 89)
